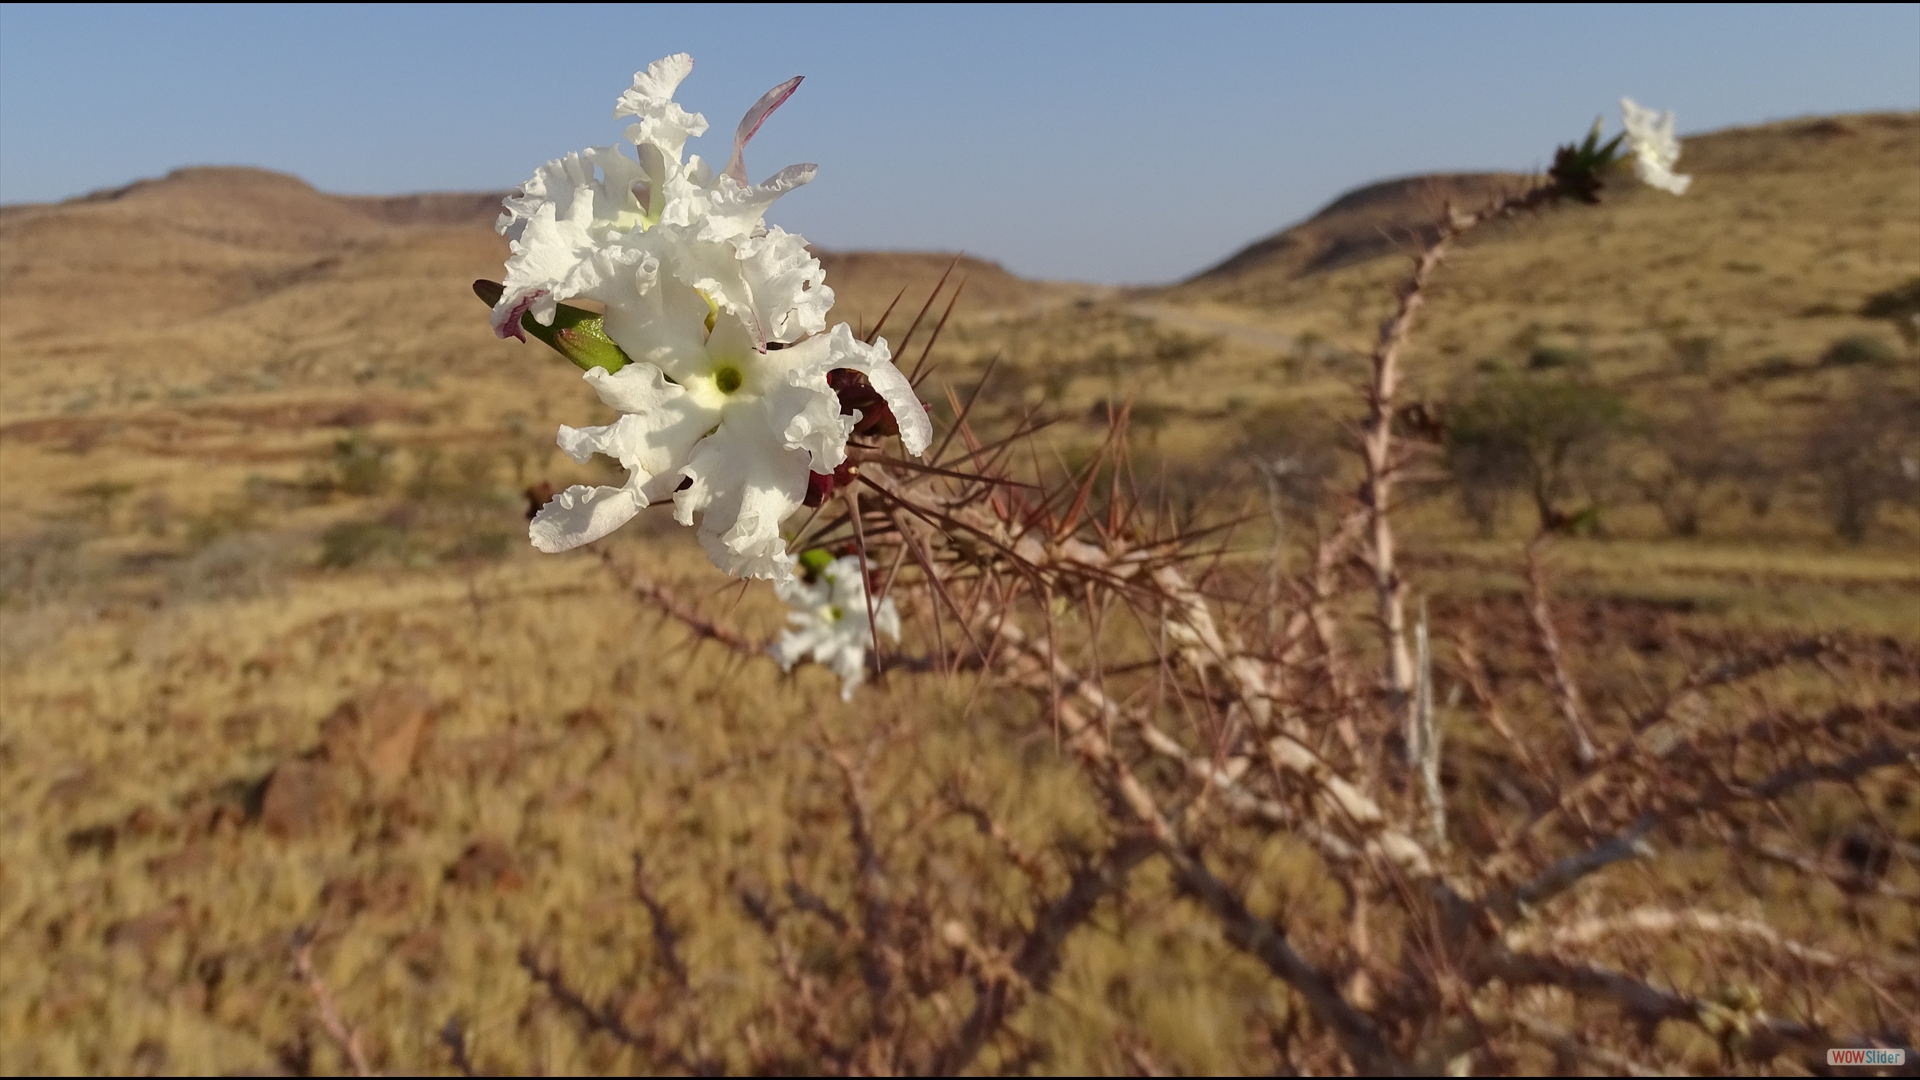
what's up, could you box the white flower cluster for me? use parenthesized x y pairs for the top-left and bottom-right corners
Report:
(770, 555), (900, 700)
(493, 55), (931, 581)
(1620, 98), (1691, 196)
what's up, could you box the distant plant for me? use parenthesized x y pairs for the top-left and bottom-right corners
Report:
(416, 63), (1914, 1077)
(1803, 375), (1920, 541)
(1667, 333), (1717, 375)
(1444, 373), (1629, 534)
(331, 432), (394, 496)
(318, 519), (406, 568)
(1860, 276), (1920, 347)
(1634, 402), (1746, 536)
(1820, 333), (1901, 368)
(1526, 344), (1590, 372)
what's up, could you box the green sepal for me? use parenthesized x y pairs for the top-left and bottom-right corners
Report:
(472, 279), (631, 374)
(797, 548), (835, 580)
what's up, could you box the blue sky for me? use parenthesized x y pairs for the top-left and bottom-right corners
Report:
(2, 4), (1915, 283)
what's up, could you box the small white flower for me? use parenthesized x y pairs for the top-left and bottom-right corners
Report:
(1620, 98), (1691, 195)
(770, 555), (901, 700)
(502, 56), (932, 581)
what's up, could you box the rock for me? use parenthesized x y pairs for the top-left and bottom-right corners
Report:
(106, 900), (187, 956)
(259, 759), (338, 838)
(322, 685), (435, 791)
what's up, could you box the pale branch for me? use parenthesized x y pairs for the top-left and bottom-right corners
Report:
(1512, 906), (1847, 968)
(1501, 1011), (1679, 1077)
(1524, 535), (1598, 766)
(292, 934), (376, 1078)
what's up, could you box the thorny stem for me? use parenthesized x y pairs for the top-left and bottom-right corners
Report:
(292, 935), (376, 1077)
(1363, 182), (1562, 769)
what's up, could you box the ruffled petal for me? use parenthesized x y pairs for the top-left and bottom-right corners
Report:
(699, 164), (817, 243)
(768, 364), (857, 472)
(615, 54), (708, 163)
(789, 324), (931, 457)
(597, 243), (715, 383)
(491, 148), (649, 337)
(575, 365), (721, 502)
(529, 482), (643, 553)
(673, 397), (809, 581)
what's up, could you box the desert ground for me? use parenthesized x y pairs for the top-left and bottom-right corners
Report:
(1, 111), (1916, 1073)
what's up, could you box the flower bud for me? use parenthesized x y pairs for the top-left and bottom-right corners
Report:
(472, 280), (632, 374)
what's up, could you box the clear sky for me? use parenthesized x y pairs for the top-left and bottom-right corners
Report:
(2, 4), (1915, 284)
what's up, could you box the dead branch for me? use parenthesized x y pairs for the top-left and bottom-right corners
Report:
(292, 934), (376, 1078)
(633, 851), (689, 988)
(1524, 535), (1598, 766)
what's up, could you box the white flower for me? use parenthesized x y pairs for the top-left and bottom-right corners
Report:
(508, 56), (932, 582)
(1620, 98), (1691, 195)
(770, 555), (901, 700)
(491, 54), (823, 340)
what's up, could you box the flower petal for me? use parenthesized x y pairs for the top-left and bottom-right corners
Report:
(673, 397), (809, 581)
(492, 147), (649, 336)
(615, 54), (709, 162)
(807, 325), (932, 456)
(723, 76), (803, 187)
(529, 483), (643, 553)
(578, 364), (722, 501)
(597, 245), (714, 383)
(769, 364), (857, 472)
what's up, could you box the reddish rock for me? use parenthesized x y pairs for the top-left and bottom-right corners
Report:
(322, 685), (435, 791)
(259, 759), (338, 838)
(106, 900), (187, 956)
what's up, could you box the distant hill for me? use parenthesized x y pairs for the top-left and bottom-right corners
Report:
(1186, 172), (1529, 285)
(0, 167), (1077, 420)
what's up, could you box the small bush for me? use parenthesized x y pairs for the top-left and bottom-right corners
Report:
(1669, 334), (1717, 375)
(1820, 334), (1900, 368)
(1526, 345), (1589, 372)
(331, 433), (395, 496)
(319, 520), (405, 568)
(1861, 277), (1920, 345)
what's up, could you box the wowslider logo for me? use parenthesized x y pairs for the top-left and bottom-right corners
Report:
(1827, 1048), (1905, 1067)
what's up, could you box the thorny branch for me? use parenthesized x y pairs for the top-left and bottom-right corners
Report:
(292, 933), (376, 1078)
(576, 183), (1918, 1076)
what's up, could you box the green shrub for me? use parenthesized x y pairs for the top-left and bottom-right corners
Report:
(1444, 373), (1628, 533)
(1669, 335), (1717, 375)
(319, 520), (404, 568)
(1820, 334), (1900, 368)
(1526, 345), (1590, 372)
(331, 433), (394, 496)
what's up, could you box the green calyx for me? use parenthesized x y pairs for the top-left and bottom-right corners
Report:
(1547, 117), (1627, 205)
(472, 279), (632, 374)
(797, 548), (834, 580)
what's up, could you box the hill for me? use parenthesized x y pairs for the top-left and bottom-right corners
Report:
(1185, 171), (1528, 284)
